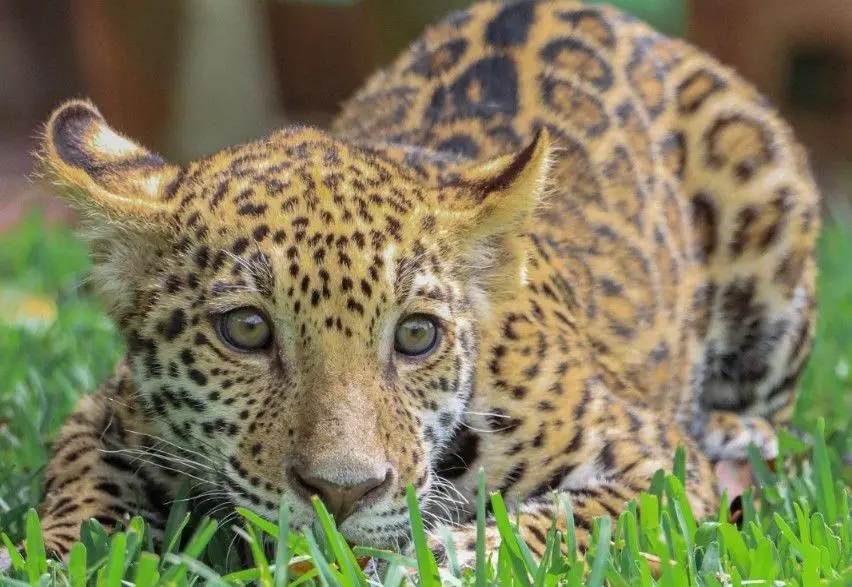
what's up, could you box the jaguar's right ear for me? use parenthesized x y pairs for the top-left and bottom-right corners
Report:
(40, 99), (181, 227)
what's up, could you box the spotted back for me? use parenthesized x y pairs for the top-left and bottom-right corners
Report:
(337, 0), (819, 461)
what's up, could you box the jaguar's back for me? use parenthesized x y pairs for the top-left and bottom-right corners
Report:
(335, 0), (819, 462)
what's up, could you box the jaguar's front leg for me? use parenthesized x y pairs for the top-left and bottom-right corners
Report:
(429, 401), (717, 573)
(37, 378), (177, 559)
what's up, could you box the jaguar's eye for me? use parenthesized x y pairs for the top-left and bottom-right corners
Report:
(394, 314), (439, 357)
(218, 307), (272, 351)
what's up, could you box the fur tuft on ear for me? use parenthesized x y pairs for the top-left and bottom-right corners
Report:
(444, 129), (553, 306)
(39, 99), (180, 224)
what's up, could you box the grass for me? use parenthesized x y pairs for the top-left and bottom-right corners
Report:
(0, 211), (850, 585)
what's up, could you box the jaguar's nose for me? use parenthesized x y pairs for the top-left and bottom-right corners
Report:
(289, 464), (392, 523)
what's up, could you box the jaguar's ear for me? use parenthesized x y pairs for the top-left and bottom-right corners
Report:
(445, 129), (552, 305)
(40, 100), (183, 320)
(40, 99), (180, 226)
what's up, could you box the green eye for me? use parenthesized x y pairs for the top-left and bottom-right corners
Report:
(394, 314), (439, 357)
(219, 307), (272, 351)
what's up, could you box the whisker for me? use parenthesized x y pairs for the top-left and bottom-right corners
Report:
(463, 410), (510, 419)
(430, 476), (468, 504)
(169, 490), (232, 507)
(97, 449), (224, 489)
(124, 430), (220, 466)
(103, 445), (217, 473)
(97, 445), (220, 477)
(207, 502), (237, 522)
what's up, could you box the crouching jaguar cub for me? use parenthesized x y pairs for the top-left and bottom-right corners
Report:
(27, 0), (818, 569)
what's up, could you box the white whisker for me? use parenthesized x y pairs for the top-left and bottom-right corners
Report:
(123, 428), (220, 465)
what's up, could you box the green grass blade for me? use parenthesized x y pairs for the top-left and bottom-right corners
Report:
(67, 542), (87, 587)
(559, 493), (577, 565)
(275, 499), (290, 587)
(132, 553), (160, 587)
(620, 509), (641, 581)
(649, 469), (666, 498)
(496, 543), (513, 585)
(672, 446), (687, 485)
(24, 509), (47, 582)
(827, 567), (852, 587)
(794, 502), (812, 548)
(0, 577), (33, 587)
(157, 517), (218, 585)
(162, 513), (190, 561)
(604, 561), (631, 587)
(719, 522), (749, 573)
(660, 512), (681, 570)
(221, 567), (263, 583)
(103, 532), (125, 587)
(80, 519), (109, 568)
(669, 482), (697, 581)
(532, 526), (560, 587)
(406, 484), (440, 586)
(237, 506), (280, 538)
(290, 566), (322, 586)
(383, 563), (407, 587)
(167, 553), (230, 586)
(638, 492), (663, 554)
(774, 513), (804, 554)
(436, 526), (462, 578)
(813, 418), (838, 523)
(475, 468), (487, 587)
(740, 488), (757, 529)
(241, 524), (274, 587)
(666, 475), (697, 540)
(161, 484), (190, 555)
(312, 496), (363, 585)
(586, 517), (612, 587)
(182, 517), (218, 559)
(746, 445), (775, 488)
(304, 529), (341, 587)
(1, 534), (25, 572)
(489, 492), (533, 586)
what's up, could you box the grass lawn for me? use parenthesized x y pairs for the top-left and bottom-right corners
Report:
(0, 211), (850, 585)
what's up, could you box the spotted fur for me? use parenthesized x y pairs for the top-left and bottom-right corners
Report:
(28, 0), (817, 568)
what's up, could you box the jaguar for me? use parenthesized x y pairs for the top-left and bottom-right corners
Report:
(23, 0), (818, 569)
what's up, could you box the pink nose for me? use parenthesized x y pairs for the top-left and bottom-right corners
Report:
(289, 465), (392, 523)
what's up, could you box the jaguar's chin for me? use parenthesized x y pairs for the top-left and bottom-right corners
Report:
(338, 519), (414, 552)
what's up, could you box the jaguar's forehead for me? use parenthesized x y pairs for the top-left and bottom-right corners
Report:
(158, 129), (455, 320)
(169, 127), (430, 233)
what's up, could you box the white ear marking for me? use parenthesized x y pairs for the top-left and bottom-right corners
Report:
(91, 124), (145, 158)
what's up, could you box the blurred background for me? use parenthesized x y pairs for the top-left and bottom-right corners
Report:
(0, 0), (850, 230)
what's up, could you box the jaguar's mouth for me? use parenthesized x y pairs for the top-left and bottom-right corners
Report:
(213, 477), (417, 548)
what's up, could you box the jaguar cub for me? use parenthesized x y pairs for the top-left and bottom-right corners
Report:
(29, 0), (817, 568)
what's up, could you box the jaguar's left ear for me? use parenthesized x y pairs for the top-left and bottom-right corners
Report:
(38, 100), (183, 320)
(39, 99), (181, 226)
(444, 129), (552, 304)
